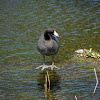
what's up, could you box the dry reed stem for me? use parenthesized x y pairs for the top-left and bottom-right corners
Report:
(75, 95), (77, 100)
(44, 71), (51, 99)
(93, 68), (98, 94)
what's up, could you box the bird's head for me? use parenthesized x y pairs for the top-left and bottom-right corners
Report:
(44, 28), (59, 38)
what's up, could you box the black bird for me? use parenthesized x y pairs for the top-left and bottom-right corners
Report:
(37, 28), (59, 70)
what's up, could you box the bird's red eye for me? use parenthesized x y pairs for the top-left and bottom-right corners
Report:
(51, 29), (54, 33)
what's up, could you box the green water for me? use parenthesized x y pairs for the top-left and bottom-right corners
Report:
(0, 0), (100, 100)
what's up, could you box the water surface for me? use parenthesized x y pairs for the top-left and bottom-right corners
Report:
(0, 0), (100, 100)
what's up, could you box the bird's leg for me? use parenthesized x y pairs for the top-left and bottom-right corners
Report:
(36, 55), (50, 70)
(49, 55), (59, 70)
(52, 55), (54, 63)
(43, 55), (45, 64)
(36, 55), (59, 70)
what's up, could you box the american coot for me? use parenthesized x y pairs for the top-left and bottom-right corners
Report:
(36, 28), (59, 70)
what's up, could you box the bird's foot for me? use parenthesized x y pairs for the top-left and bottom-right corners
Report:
(36, 64), (51, 70)
(36, 63), (59, 71)
(49, 62), (59, 70)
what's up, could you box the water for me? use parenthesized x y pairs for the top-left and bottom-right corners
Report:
(0, 0), (100, 100)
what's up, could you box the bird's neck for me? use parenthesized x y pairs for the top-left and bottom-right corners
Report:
(44, 32), (51, 40)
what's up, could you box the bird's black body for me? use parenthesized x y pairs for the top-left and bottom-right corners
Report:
(37, 29), (59, 56)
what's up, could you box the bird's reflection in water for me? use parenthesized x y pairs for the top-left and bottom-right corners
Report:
(37, 70), (60, 99)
